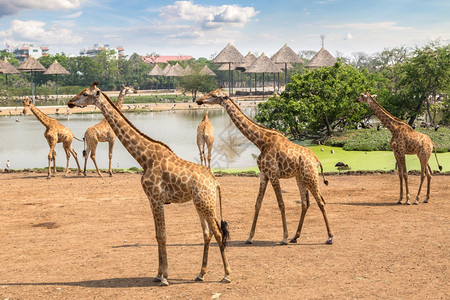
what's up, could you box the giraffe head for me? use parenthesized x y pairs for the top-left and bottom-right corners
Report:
(356, 91), (377, 104)
(22, 98), (32, 115)
(196, 87), (228, 106)
(122, 85), (138, 95)
(68, 82), (102, 108)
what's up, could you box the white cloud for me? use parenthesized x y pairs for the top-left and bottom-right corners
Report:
(344, 32), (352, 40)
(323, 22), (412, 32)
(0, 19), (82, 45)
(159, 1), (258, 29)
(0, 0), (83, 17)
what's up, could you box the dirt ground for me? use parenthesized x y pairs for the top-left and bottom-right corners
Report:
(1, 172), (449, 299)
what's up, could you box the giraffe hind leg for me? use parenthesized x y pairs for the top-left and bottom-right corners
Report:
(423, 164), (432, 203)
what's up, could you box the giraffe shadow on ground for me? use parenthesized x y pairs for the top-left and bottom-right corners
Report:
(1, 277), (197, 288)
(112, 240), (322, 248)
(331, 202), (399, 207)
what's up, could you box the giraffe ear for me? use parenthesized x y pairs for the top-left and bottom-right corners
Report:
(372, 94), (377, 98)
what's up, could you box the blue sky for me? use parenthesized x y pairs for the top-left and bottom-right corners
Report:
(0, 0), (448, 59)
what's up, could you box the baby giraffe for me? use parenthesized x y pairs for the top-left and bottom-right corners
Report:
(197, 87), (333, 245)
(23, 98), (82, 178)
(83, 85), (137, 177)
(68, 82), (231, 286)
(197, 111), (215, 169)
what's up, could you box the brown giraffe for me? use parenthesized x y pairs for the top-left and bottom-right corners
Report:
(83, 85), (137, 177)
(197, 87), (333, 245)
(22, 98), (82, 178)
(356, 92), (442, 205)
(197, 111), (215, 169)
(68, 82), (231, 286)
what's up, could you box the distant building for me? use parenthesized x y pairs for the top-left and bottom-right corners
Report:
(13, 43), (49, 62)
(79, 44), (125, 58)
(142, 55), (193, 64)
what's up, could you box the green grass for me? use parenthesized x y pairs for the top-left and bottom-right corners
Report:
(325, 127), (450, 153)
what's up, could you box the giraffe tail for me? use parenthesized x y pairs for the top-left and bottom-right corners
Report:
(82, 137), (87, 158)
(74, 135), (83, 142)
(319, 162), (329, 186)
(433, 144), (443, 171)
(217, 184), (230, 248)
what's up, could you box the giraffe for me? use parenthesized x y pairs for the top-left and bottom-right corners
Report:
(22, 98), (82, 179)
(356, 92), (442, 205)
(68, 82), (231, 286)
(82, 85), (137, 177)
(197, 111), (215, 169)
(197, 87), (333, 245)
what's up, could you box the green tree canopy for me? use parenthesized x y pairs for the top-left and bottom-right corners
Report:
(255, 60), (383, 139)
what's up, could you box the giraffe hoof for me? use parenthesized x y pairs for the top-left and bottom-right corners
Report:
(423, 199), (429, 203)
(221, 276), (231, 283)
(413, 202), (419, 205)
(396, 201), (402, 205)
(280, 240), (288, 245)
(245, 238), (253, 244)
(195, 275), (204, 282)
(404, 202), (411, 205)
(289, 238), (298, 243)
(159, 278), (169, 286)
(326, 235), (334, 244)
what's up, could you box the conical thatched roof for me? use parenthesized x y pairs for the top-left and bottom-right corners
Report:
(243, 52), (257, 69)
(211, 43), (245, 64)
(245, 53), (282, 74)
(164, 63), (183, 77)
(148, 64), (165, 76)
(43, 60), (69, 75)
(271, 44), (303, 64)
(183, 65), (193, 75)
(0, 59), (19, 74)
(18, 56), (46, 72)
(306, 47), (337, 68)
(199, 65), (216, 76)
(276, 62), (293, 70)
(162, 64), (172, 75)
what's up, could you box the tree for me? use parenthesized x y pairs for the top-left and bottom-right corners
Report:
(178, 62), (217, 101)
(255, 60), (381, 139)
(389, 42), (450, 125)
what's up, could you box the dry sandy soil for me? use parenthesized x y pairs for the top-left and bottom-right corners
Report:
(1, 172), (449, 299)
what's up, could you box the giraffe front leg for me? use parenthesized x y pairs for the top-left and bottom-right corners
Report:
(108, 140), (114, 176)
(394, 153), (405, 204)
(270, 177), (288, 245)
(246, 174), (269, 244)
(47, 143), (57, 179)
(149, 199), (169, 286)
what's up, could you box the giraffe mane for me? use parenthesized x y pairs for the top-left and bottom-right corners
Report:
(100, 91), (174, 153)
(225, 95), (281, 136)
(369, 95), (411, 127)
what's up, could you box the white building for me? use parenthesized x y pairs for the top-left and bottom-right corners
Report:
(79, 44), (125, 58)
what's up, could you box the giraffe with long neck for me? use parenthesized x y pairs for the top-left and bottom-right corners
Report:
(197, 87), (333, 245)
(68, 82), (231, 286)
(23, 98), (82, 178)
(356, 92), (442, 204)
(197, 111), (215, 169)
(82, 85), (137, 177)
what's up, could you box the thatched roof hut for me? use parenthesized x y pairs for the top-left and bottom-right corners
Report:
(245, 53), (282, 74)
(0, 59), (19, 74)
(43, 60), (69, 75)
(211, 43), (245, 64)
(148, 64), (165, 76)
(199, 65), (216, 76)
(271, 44), (303, 64)
(18, 56), (46, 72)
(306, 47), (337, 68)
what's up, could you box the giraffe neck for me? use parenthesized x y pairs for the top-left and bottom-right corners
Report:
(29, 104), (53, 128)
(97, 92), (174, 168)
(222, 97), (274, 149)
(115, 89), (127, 110)
(368, 99), (403, 132)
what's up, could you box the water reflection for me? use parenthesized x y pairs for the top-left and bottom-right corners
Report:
(0, 107), (260, 170)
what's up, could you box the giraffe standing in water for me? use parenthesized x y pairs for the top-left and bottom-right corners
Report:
(83, 85), (137, 177)
(197, 111), (215, 169)
(356, 92), (442, 204)
(197, 87), (333, 245)
(68, 82), (231, 286)
(23, 98), (82, 178)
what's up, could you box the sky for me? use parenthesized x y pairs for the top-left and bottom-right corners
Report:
(0, 0), (449, 59)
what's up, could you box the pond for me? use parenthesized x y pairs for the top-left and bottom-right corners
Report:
(0, 107), (260, 171)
